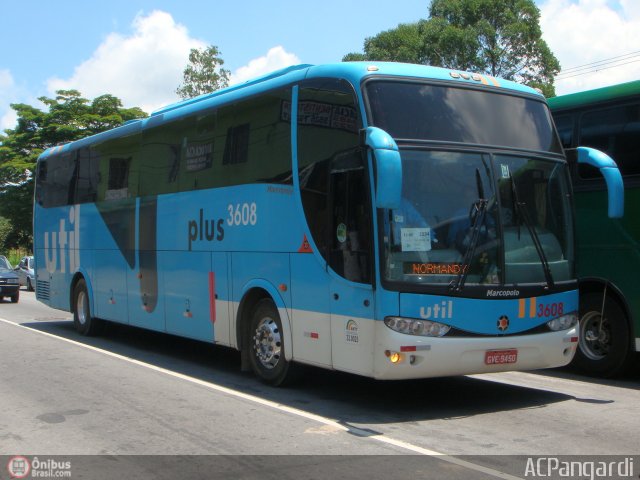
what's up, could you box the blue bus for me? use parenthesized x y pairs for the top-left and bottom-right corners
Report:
(33, 63), (623, 385)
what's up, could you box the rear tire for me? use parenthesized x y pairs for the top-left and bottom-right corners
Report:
(247, 299), (299, 386)
(573, 292), (632, 377)
(73, 279), (103, 336)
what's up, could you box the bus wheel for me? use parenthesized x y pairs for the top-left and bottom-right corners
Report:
(247, 299), (298, 386)
(573, 292), (632, 377)
(73, 279), (103, 336)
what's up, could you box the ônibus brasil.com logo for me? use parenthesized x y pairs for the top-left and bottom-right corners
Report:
(7, 456), (72, 478)
(7, 456), (30, 478)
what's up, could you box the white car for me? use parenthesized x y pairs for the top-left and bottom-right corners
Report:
(15, 255), (35, 291)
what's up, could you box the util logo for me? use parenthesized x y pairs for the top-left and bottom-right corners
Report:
(44, 206), (80, 274)
(420, 300), (453, 320)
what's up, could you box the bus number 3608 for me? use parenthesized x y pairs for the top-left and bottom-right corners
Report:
(227, 203), (257, 227)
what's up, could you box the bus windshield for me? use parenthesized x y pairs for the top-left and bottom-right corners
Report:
(365, 80), (562, 153)
(380, 149), (575, 287)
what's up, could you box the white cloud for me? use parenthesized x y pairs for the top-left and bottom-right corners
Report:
(230, 46), (301, 85)
(1, 69), (16, 132)
(540, 0), (640, 94)
(620, 0), (640, 18)
(46, 11), (206, 114)
(0, 69), (21, 132)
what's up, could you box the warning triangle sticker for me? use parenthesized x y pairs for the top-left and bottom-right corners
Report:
(298, 234), (313, 253)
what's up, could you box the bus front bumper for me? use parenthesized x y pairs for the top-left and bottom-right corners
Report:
(373, 322), (578, 380)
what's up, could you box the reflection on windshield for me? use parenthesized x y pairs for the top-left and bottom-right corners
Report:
(0, 257), (12, 270)
(381, 150), (574, 287)
(366, 81), (562, 153)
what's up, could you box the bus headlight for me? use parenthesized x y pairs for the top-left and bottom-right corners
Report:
(384, 317), (451, 337)
(546, 312), (578, 331)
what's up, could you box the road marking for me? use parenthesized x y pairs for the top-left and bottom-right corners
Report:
(0, 317), (521, 479)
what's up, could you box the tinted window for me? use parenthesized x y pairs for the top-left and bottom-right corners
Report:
(96, 130), (141, 201)
(297, 78), (370, 282)
(36, 151), (76, 208)
(216, 88), (292, 186)
(222, 124), (250, 165)
(553, 114), (574, 149)
(75, 147), (99, 203)
(366, 81), (562, 153)
(140, 88), (292, 195)
(579, 103), (640, 178)
(328, 150), (372, 282)
(37, 88), (293, 206)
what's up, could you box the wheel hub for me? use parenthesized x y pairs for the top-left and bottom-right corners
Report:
(580, 311), (610, 360)
(76, 291), (87, 326)
(253, 317), (281, 369)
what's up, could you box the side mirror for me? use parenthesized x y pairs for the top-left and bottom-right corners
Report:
(576, 147), (624, 218)
(362, 127), (402, 209)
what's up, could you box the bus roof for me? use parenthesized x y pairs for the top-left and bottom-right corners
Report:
(548, 80), (640, 111)
(153, 62), (541, 116)
(39, 62), (542, 160)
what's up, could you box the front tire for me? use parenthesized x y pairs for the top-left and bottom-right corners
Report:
(247, 299), (298, 386)
(10, 291), (19, 303)
(573, 292), (632, 377)
(73, 279), (103, 336)
(27, 277), (34, 292)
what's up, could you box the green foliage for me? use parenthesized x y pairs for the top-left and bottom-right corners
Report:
(343, 0), (560, 96)
(0, 90), (146, 249)
(176, 45), (231, 99)
(0, 216), (12, 251)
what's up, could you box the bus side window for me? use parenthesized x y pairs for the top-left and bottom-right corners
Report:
(297, 78), (368, 282)
(76, 147), (99, 203)
(40, 151), (76, 208)
(579, 103), (640, 178)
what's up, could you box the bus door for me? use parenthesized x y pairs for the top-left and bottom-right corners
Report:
(327, 150), (375, 375)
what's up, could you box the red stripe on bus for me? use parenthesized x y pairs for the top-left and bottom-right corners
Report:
(209, 271), (216, 324)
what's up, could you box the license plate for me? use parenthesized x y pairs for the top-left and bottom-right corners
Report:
(485, 349), (518, 365)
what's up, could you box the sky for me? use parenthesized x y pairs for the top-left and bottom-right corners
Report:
(1, 0), (640, 132)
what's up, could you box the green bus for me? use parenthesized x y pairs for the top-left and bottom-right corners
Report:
(549, 81), (640, 376)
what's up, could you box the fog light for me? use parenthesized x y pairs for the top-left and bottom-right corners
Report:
(385, 350), (404, 364)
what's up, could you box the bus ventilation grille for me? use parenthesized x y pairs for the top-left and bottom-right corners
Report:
(36, 281), (50, 301)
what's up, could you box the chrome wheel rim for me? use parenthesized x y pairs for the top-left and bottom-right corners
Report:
(579, 311), (610, 361)
(76, 291), (88, 326)
(252, 315), (281, 370)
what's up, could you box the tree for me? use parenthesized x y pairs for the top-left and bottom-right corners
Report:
(176, 45), (231, 99)
(0, 216), (12, 251)
(343, 0), (560, 97)
(0, 90), (146, 250)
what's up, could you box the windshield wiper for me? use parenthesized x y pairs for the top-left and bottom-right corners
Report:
(510, 175), (554, 289)
(450, 169), (487, 292)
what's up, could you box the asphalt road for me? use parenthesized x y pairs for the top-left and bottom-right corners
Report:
(0, 289), (638, 479)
